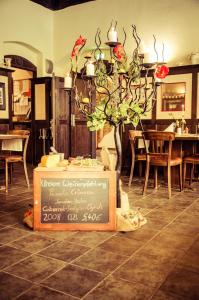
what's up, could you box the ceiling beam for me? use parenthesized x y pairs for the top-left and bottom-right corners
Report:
(30, 0), (94, 11)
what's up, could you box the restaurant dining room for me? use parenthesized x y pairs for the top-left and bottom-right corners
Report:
(0, 0), (199, 299)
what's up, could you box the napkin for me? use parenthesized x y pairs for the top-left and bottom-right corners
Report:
(98, 127), (115, 148)
(2, 139), (22, 151)
(164, 122), (175, 132)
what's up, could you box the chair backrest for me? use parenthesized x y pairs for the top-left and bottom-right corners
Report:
(142, 131), (175, 160)
(8, 130), (30, 161)
(129, 130), (144, 155)
(129, 130), (143, 141)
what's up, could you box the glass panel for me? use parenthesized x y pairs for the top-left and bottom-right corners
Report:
(161, 82), (186, 112)
(35, 84), (46, 120)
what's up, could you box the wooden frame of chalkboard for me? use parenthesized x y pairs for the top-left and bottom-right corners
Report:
(34, 169), (116, 231)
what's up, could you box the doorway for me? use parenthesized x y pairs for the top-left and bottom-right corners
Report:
(4, 55), (36, 163)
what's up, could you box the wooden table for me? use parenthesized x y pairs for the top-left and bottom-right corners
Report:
(172, 133), (199, 185)
(173, 133), (199, 156)
(0, 134), (23, 140)
(137, 132), (199, 186)
(175, 133), (199, 142)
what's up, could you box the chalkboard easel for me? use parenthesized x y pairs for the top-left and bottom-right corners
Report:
(34, 169), (116, 231)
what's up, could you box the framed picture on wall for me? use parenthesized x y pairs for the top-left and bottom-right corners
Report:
(156, 74), (192, 120)
(0, 82), (6, 111)
(161, 82), (185, 112)
(197, 73), (199, 119)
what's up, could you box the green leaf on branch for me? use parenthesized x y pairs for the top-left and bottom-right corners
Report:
(86, 97), (144, 131)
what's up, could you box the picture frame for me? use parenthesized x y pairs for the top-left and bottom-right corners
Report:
(197, 73), (199, 119)
(161, 82), (185, 112)
(156, 74), (192, 120)
(0, 82), (6, 111)
(34, 169), (116, 231)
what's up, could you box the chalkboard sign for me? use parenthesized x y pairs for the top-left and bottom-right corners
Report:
(34, 169), (116, 230)
(41, 178), (109, 224)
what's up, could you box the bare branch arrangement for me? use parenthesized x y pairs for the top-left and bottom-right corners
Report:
(66, 23), (169, 206)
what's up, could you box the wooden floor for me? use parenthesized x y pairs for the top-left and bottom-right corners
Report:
(0, 165), (198, 299)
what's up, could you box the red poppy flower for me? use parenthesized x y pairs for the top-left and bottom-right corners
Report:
(71, 47), (78, 58)
(71, 35), (87, 58)
(113, 44), (125, 61)
(74, 35), (87, 46)
(155, 65), (169, 79)
(24, 210), (32, 217)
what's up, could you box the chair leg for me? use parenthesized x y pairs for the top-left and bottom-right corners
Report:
(179, 163), (182, 191)
(128, 155), (135, 186)
(138, 161), (142, 178)
(154, 166), (158, 189)
(5, 160), (9, 193)
(9, 164), (13, 184)
(168, 165), (171, 199)
(23, 161), (30, 188)
(183, 162), (187, 189)
(190, 164), (194, 186)
(143, 160), (150, 195)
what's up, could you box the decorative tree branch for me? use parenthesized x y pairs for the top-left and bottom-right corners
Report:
(67, 23), (169, 207)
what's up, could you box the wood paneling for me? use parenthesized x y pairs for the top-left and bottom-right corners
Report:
(0, 67), (14, 127)
(71, 124), (93, 157)
(4, 55), (37, 74)
(31, 77), (52, 164)
(53, 77), (70, 158)
(53, 76), (96, 159)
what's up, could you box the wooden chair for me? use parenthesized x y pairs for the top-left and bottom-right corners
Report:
(183, 154), (199, 187)
(142, 131), (182, 199)
(0, 130), (30, 192)
(128, 130), (146, 186)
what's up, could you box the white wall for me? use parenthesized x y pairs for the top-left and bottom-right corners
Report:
(0, 0), (53, 76)
(53, 0), (199, 76)
(0, 0), (199, 77)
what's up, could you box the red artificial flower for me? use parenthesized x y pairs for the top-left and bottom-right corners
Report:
(71, 35), (87, 58)
(24, 210), (32, 217)
(155, 65), (169, 79)
(113, 44), (125, 61)
(74, 35), (87, 46)
(71, 47), (78, 58)
(117, 52), (123, 60)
